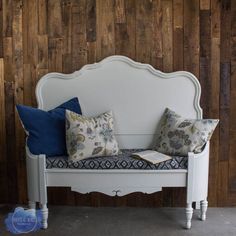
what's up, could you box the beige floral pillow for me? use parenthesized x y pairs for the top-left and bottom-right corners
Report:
(154, 108), (219, 156)
(66, 110), (120, 161)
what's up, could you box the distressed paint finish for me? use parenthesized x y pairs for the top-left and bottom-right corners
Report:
(0, 0), (235, 207)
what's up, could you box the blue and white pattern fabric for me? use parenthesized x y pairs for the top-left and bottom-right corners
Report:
(154, 108), (219, 156)
(46, 149), (188, 170)
(66, 110), (120, 161)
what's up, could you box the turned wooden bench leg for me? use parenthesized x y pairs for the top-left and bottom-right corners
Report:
(186, 202), (193, 229)
(40, 203), (48, 229)
(200, 200), (208, 221)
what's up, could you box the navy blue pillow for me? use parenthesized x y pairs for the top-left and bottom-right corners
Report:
(16, 97), (82, 156)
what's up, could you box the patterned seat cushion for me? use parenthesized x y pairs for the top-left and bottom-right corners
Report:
(46, 149), (188, 170)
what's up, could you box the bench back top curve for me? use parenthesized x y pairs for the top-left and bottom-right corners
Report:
(36, 55), (202, 149)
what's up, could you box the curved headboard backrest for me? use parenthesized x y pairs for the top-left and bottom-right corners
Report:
(36, 56), (202, 149)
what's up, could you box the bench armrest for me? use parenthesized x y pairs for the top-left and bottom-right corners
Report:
(187, 141), (210, 203)
(26, 145), (47, 203)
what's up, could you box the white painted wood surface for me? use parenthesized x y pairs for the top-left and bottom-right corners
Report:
(25, 56), (209, 229)
(46, 169), (187, 196)
(36, 56), (202, 148)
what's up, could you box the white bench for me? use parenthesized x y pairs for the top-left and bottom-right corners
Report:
(26, 55), (209, 229)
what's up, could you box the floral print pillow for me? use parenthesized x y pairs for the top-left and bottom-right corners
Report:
(66, 110), (120, 161)
(154, 108), (219, 156)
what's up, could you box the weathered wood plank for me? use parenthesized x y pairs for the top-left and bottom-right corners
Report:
(115, 0), (125, 24)
(3, 37), (12, 82)
(0, 58), (6, 162)
(208, 0), (221, 205)
(200, 0), (210, 10)
(96, 0), (115, 60)
(200, 9), (211, 115)
(220, 0), (231, 63)
(62, 53), (72, 73)
(0, 0), (3, 57)
(12, 0), (27, 204)
(211, 0), (220, 38)
(2, 36), (18, 188)
(71, 1), (87, 70)
(218, 16), (229, 201)
(162, 188), (173, 207)
(12, 0), (23, 106)
(210, 1), (221, 112)
(219, 62), (230, 162)
(229, 0), (236, 195)
(173, 0), (183, 71)
(86, 0), (97, 64)
(219, 102), (230, 161)
(150, 0), (163, 69)
(135, 0), (153, 63)
(115, 0), (135, 59)
(184, 0), (200, 77)
(27, 0), (38, 106)
(48, 0), (62, 38)
(0, 163), (8, 202)
(87, 42), (97, 64)
(230, 39), (236, 132)
(62, 0), (72, 54)
(36, 68), (48, 82)
(2, 0), (12, 37)
(38, 0), (47, 35)
(38, 34), (48, 69)
(217, 161), (229, 206)
(23, 64), (32, 106)
(5, 81), (18, 203)
(162, 0), (173, 72)
(229, 130), (236, 192)
(4, 84), (15, 151)
(86, 0), (96, 42)
(172, 187), (186, 207)
(208, 125), (220, 207)
(232, 0), (236, 37)
(219, 2), (231, 174)
(22, 0), (28, 63)
(49, 38), (63, 72)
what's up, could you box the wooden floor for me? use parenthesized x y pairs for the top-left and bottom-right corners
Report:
(0, 0), (236, 207)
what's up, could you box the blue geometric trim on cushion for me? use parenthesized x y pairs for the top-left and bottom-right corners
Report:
(46, 149), (188, 170)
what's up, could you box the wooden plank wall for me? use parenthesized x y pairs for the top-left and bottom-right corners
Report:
(0, 0), (235, 207)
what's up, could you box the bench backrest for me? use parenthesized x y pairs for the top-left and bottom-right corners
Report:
(36, 56), (202, 149)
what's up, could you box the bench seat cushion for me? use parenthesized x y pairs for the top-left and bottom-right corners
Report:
(46, 149), (188, 170)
